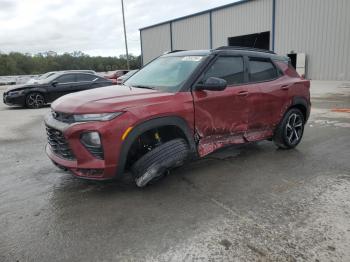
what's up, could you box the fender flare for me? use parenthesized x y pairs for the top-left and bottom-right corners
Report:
(291, 96), (311, 121)
(115, 116), (197, 177)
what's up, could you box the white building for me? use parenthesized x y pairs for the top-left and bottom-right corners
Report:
(139, 0), (350, 80)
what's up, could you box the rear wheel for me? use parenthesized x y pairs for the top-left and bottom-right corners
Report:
(25, 92), (45, 108)
(131, 138), (189, 187)
(273, 108), (305, 149)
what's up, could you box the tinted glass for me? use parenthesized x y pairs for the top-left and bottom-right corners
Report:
(125, 56), (204, 92)
(56, 74), (76, 83)
(249, 58), (278, 82)
(202, 56), (244, 85)
(77, 74), (97, 82)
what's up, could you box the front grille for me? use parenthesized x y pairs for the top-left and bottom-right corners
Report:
(46, 126), (75, 160)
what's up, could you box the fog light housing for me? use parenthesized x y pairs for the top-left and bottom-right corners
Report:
(81, 132), (101, 147)
(80, 132), (104, 159)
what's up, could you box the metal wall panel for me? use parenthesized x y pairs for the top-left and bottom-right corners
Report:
(211, 0), (272, 48)
(140, 0), (350, 80)
(275, 0), (350, 80)
(172, 13), (210, 50)
(141, 23), (171, 64)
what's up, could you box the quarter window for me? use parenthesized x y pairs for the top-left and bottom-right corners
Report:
(202, 56), (245, 85)
(249, 58), (278, 82)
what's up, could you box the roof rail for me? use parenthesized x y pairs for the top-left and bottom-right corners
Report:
(163, 50), (186, 55)
(215, 46), (276, 54)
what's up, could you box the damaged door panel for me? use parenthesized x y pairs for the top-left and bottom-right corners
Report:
(192, 55), (249, 156)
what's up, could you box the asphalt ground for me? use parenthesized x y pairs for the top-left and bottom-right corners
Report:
(0, 81), (349, 261)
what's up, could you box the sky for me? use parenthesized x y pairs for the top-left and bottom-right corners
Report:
(0, 0), (238, 57)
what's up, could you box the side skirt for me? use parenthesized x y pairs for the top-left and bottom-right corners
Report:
(197, 129), (274, 157)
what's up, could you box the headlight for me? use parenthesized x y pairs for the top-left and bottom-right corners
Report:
(8, 90), (23, 96)
(72, 112), (122, 122)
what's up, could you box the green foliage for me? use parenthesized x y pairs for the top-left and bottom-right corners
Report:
(0, 51), (141, 76)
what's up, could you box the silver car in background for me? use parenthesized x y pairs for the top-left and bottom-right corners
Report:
(116, 69), (139, 85)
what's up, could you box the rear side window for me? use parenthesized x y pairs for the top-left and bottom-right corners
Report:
(56, 74), (76, 83)
(249, 58), (278, 82)
(202, 56), (245, 85)
(77, 74), (98, 82)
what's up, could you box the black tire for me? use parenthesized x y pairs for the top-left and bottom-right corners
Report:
(131, 138), (189, 187)
(273, 108), (305, 149)
(25, 92), (45, 108)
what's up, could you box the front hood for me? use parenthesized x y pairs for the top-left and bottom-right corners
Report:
(52, 85), (175, 113)
(5, 84), (27, 92)
(5, 84), (33, 92)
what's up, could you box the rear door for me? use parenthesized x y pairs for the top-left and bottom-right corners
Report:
(244, 57), (287, 140)
(75, 74), (99, 91)
(192, 55), (249, 156)
(89, 76), (113, 89)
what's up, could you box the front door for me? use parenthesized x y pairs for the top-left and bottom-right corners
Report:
(192, 55), (249, 156)
(49, 74), (77, 101)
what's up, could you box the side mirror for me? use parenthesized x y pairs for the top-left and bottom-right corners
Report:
(196, 77), (227, 91)
(51, 81), (58, 87)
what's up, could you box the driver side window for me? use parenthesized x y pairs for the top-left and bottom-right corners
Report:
(56, 74), (76, 84)
(201, 56), (245, 86)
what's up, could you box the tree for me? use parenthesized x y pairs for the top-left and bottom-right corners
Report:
(0, 51), (141, 76)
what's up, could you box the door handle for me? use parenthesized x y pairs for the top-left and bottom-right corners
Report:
(238, 91), (248, 96)
(281, 84), (292, 90)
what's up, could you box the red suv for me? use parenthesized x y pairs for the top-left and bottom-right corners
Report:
(45, 47), (310, 187)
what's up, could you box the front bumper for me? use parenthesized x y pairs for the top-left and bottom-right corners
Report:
(46, 144), (113, 180)
(44, 113), (131, 180)
(3, 93), (26, 106)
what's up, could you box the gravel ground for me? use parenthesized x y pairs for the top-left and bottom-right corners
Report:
(0, 81), (349, 262)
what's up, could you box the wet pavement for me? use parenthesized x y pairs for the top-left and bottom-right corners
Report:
(0, 81), (349, 261)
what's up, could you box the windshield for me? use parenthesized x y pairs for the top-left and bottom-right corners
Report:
(35, 73), (61, 84)
(124, 56), (204, 92)
(38, 72), (56, 80)
(26, 72), (55, 84)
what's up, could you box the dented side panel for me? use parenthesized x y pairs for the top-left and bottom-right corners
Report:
(192, 87), (249, 137)
(198, 133), (245, 156)
(194, 61), (310, 157)
(193, 85), (249, 157)
(251, 76), (291, 131)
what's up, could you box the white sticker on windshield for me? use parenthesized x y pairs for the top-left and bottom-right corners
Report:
(181, 56), (203, 62)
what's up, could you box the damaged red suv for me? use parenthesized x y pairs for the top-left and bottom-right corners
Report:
(45, 47), (310, 187)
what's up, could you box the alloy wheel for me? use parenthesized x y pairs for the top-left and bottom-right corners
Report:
(27, 93), (44, 108)
(285, 113), (303, 145)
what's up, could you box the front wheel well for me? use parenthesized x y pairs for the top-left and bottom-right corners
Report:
(290, 104), (307, 121)
(26, 90), (45, 96)
(124, 125), (189, 171)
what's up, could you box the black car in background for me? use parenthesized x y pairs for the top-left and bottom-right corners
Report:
(26, 70), (97, 84)
(3, 72), (113, 108)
